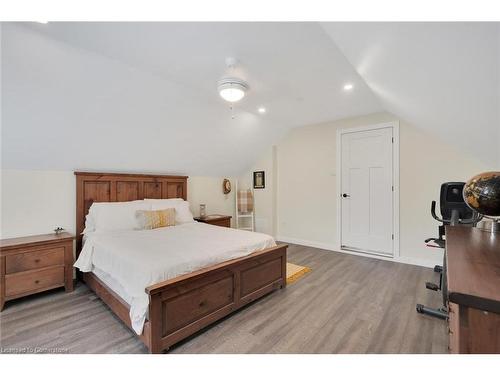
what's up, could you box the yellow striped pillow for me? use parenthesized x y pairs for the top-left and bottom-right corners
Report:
(136, 208), (176, 230)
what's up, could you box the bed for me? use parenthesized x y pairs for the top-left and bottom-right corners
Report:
(74, 172), (287, 353)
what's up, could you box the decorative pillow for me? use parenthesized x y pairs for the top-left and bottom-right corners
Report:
(136, 208), (176, 230)
(146, 199), (195, 224)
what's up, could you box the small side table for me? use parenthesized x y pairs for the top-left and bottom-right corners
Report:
(0, 232), (74, 311)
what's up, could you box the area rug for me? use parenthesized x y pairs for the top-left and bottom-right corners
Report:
(286, 262), (311, 285)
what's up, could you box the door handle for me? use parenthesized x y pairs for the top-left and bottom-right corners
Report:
(342, 193), (350, 198)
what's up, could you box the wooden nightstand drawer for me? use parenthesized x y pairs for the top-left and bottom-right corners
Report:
(194, 215), (232, 228)
(210, 218), (231, 227)
(5, 247), (65, 274)
(5, 266), (65, 297)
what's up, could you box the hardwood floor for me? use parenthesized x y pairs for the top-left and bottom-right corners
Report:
(0, 244), (448, 354)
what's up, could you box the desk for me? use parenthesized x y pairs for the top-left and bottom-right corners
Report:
(446, 226), (500, 353)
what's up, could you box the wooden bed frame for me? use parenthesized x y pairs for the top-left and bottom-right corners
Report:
(75, 172), (287, 353)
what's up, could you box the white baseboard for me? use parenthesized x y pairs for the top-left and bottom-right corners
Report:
(276, 235), (439, 269)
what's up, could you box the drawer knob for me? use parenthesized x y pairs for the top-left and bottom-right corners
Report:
(35, 280), (40, 284)
(34, 259), (40, 263)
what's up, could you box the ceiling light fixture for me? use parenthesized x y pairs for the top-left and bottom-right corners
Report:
(36, 21), (49, 24)
(258, 107), (266, 114)
(218, 77), (248, 103)
(218, 57), (249, 104)
(343, 83), (354, 91)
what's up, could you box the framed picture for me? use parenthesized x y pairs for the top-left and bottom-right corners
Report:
(253, 171), (265, 189)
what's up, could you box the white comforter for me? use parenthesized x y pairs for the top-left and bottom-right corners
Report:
(74, 222), (276, 334)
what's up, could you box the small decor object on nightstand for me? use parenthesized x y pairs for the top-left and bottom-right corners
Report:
(223, 178), (232, 194)
(199, 204), (207, 218)
(253, 171), (265, 189)
(54, 227), (65, 234)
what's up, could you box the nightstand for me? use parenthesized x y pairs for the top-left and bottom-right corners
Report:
(0, 232), (74, 311)
(194, 215), (232, 228)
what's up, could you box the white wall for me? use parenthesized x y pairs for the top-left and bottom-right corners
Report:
(187, 176), (236, 223)
(397, 117), (493, 266)
(244, 112), (494, 267)
(1, 170), (76, 238)
(0, 170), (235, 239)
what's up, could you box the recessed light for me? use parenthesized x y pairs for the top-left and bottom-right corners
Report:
(258, 107), (266, 114)
(343, 83), (354, 91)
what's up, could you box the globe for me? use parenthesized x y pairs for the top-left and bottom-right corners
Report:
(463, 171), (500, 217)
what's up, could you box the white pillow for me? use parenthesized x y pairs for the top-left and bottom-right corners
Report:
(87, 200), (152, 233)
(146, 198), (194, 224)
(174, 200), (195, 224)
(144, 198), (183, 207)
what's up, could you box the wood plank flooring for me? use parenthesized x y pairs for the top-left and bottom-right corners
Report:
(0, 244), (448, 353)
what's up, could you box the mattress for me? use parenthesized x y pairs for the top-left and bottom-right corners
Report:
(74, 222), (276, 334)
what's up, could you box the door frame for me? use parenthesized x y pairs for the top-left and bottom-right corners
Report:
(336, 121), (400, 259)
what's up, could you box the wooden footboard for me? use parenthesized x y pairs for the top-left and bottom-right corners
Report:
(146, 244), (287, 353)
(83, 244), (287, 353)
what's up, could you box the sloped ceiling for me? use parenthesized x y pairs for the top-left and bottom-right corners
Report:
(1, 22), (381, 175)
(321, 22), (500, 167)
(1, 22), (499, 175)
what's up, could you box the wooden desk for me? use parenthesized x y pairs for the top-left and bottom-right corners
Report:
(446, 226), (500, 353)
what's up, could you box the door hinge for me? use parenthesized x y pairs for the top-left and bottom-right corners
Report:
(391, 137), (394, 143)
(392, 185), (394, 191)
(392, 234), (394, 240)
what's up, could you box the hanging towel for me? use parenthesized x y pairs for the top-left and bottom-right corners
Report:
(238, 189), (254, 213)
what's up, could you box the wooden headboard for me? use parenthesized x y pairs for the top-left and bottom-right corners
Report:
(75, 172), (188, 254)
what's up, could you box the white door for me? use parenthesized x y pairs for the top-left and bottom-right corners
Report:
(340, 127), (394, 256)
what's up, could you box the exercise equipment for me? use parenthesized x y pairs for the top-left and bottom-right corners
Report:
(416, 182), (482, 320)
